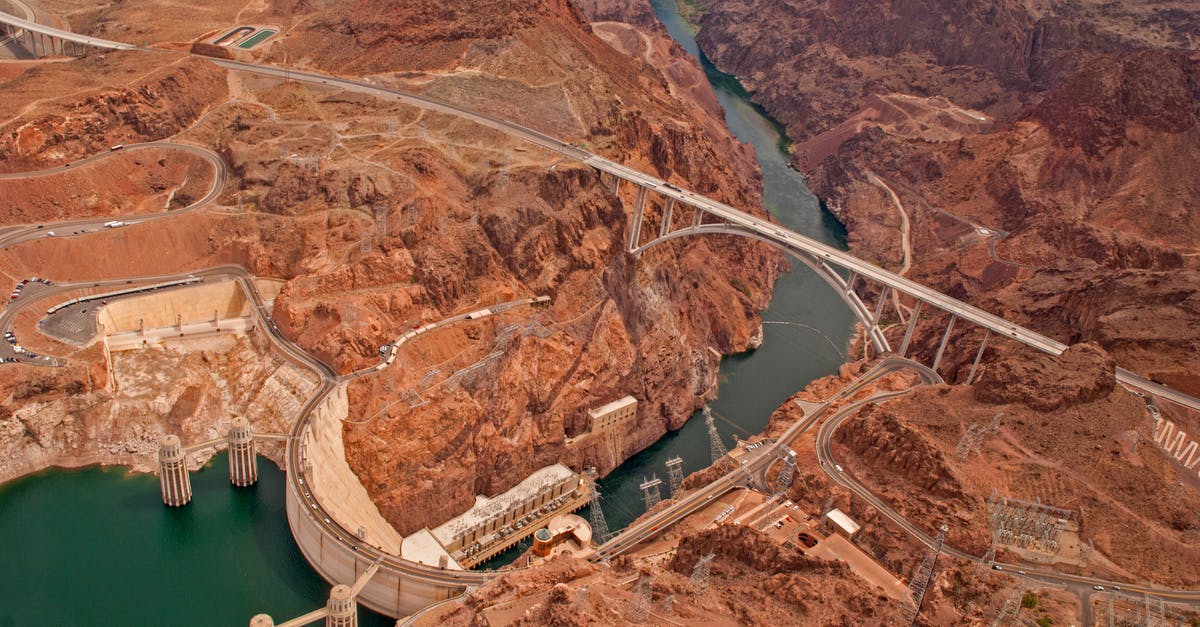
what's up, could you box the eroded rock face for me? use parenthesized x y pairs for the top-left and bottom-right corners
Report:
(973, 342), (1115, 411)
(0, 55), (228, 171)
(834, 402), (969, 499)
(682, 0), (1200, 391)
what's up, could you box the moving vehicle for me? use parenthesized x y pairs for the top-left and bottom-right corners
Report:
(103, 221), (127, 228)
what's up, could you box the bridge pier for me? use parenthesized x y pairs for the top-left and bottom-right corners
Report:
(872, 286), (890, 327)
(659, 197), (675, 237)
(228, 417), (258, 487)
(157, 435), (192, 507)
(326, 585), (357, 627)
(965, 330), (991, 385)
(898, 300), (923, 357)
(625, 185), (648, 253)
(931, 315), (957, 374)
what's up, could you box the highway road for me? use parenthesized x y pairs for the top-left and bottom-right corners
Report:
(3, 10), (1200, 613)
(0, 141), (226, 249)
(3, 10), (1198, 416)
(594, 357), (940, 560)
(813, 388), (1200, 605)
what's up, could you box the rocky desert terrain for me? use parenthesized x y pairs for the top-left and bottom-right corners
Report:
(689, 0), (1200, 391)
(0, 0), (786, 542)
(3, 0), (1200, 624)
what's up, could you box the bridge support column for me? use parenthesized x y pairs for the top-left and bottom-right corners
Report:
(691, 205), (704, 228)
(965, 330), (991, 385)
(931, 315), (957, 373)
(157, 435), (192, 507)
(325, 585), (357, 627)
(608, 174), (621, 195)
(898, 300), (923, 357)
(228, 417), (258, 487)
(872, 286), (890, 327)
(626, 185), (647, 253)
(659, 198), (675, 237)
(844, 271), (858, 295)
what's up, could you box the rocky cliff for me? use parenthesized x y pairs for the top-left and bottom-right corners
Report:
(0, 0), (783, 541)
(687, 0), (1200, 391)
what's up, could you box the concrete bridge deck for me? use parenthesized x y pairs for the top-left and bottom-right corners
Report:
(4, 11), (1200, 619)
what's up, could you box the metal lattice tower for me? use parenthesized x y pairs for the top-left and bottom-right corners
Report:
(955, 412), (1003, 460)
(990, 589), (1021, 627)
(976, 543), (997, 574)
(775, 450), (797, 493)
(688, 553), (714, 593)
(630, 575), (653, 624)
(576, 586), (589, 613)
(640, 475), (663, 512)
(704, 407), (729, 464)
(585, 467), (612, 544)
(902, 524), (948, 626)
(665, 457), (685, 498)
(662, 595), (675, 613)
(1107, 591), (1115, 627)
(373, 203), (388, 238)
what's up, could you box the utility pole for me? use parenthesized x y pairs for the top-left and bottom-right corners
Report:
(688, 553), (714, 593)
(775, 450), (797, 493)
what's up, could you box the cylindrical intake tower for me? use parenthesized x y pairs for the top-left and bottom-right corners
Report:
(227, 417), (258, 487)
(157, 435), (192, 507)
(325, 584), (357, 627)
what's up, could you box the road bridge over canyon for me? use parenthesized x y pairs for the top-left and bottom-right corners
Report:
(4, 11), (1200, 621)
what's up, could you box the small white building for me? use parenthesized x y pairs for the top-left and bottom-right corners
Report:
(822, 508), (861, 539)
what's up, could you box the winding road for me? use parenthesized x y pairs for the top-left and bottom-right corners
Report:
(0, 141), (226, 249)
(1, 10), (1199, 619)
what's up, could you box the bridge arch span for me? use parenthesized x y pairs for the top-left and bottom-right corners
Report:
(632, 222), (892, 354)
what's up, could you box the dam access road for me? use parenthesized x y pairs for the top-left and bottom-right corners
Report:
(3, 9), (1200, 620)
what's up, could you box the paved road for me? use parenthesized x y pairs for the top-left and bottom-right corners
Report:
(0, 142), (226, 249)
(5, 10), (1200, 607)
(594, 356), (940, 560)
(4, 10), (1199, 417)
(0, 267), (243, 364)
(814, 389), (1200, 605)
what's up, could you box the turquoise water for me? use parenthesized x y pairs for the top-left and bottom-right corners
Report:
(592, 0), (854, 532)
(0, 455), (390, 626)
(0, 2), (852, 620)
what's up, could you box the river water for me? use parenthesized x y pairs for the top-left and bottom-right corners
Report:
(592, 0), (853, 532)
(0, 2), (850, 623)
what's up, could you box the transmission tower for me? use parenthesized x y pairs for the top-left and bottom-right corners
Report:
(576, 586), (590, 613)
(374, 203), (388, 238)
(704, 407), (728, 464)
(630, 575), (653, 624)
(902, 524), (948, 626)
(665, 457), (685, 498)
(990, 588), (1021, 627)
(585, 467), (611, 544)
(976, 543), (997, 574)
(640, 475), (663, 512)
(688, 553), (714, 593)
(662, 594), (675, 613)
(775, 450), (797, 493)
(1106, 591), (1115, 627)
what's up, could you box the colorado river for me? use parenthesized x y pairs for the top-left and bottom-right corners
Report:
(0, 3), (851, 621)
(592, 0), (854, 533)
